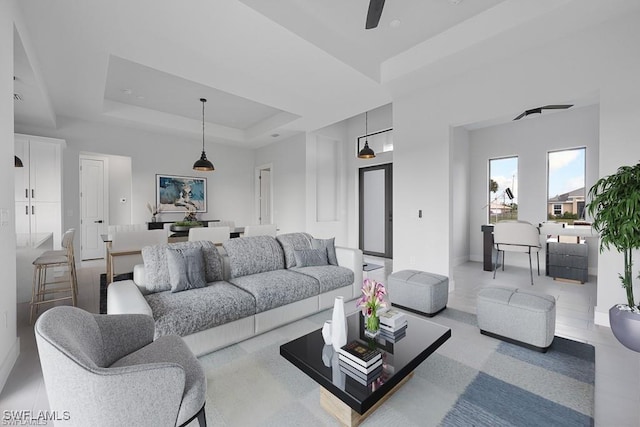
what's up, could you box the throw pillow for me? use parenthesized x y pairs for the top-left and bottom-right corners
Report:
(142, 240), (223, 292)
(276, 232), (313, 268)
(293, 249), (329, 267)
(166, 247), (206, 293)
(311, 237), (338, 266)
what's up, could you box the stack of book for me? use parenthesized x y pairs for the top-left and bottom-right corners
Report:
(337, 341), (383, 385)
(378, 309), (408, 342)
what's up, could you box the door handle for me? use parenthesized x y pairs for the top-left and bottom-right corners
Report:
(32, 206), (35, 215)
(25, 189), (28, 199)
(94, 220), (103, 224)
(32, 189), (34, 199)
(25, 205), (28, 215)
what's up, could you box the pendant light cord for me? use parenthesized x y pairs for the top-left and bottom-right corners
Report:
(202, 99), (205, 152)
(365, 111), (368, 142)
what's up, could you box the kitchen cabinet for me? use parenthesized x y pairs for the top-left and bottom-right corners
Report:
(14, 134), (65, 248)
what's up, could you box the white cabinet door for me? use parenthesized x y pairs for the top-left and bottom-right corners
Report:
(32, 202), (62, 239)
(14, 137), (29, 202)
(15, 202), (30, 235)
(29, 139), (61, 203)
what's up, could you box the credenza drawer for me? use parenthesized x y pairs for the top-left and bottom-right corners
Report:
(547, 265), (588, 283)
(548, 254), (588, 269)
(546, 240), (588, 283)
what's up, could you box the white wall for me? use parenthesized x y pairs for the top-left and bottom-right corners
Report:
(16, 117), (256, 246)
(450, 126), (470, 271)
(0, 0), (19, 394)
(254, 134), (307, 234)
(389, 11), (640, 325)
(106, 154), (133, 226)
(467, 105), (600, 271)
(344, 104), (393, 249)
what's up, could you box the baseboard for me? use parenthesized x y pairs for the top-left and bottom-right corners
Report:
(0, 337), (20, 394)
(594, 309), (610, 327)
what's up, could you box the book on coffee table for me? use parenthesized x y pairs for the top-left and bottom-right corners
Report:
(338, 340), (381, 368)
(339, 360), (383, 386)
(338, 354), (383, 374)
(378, 309), (407, 329)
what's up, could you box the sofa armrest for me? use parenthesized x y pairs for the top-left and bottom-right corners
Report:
(336, 246), (363, 296)
(133, 264), (146, 287)
(107, 280), (153, 317)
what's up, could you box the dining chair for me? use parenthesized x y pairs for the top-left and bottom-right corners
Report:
(107, 223), (147, 234)
(493, 221), (542, 285)
(188, 226), (230, 245)
(243, 224), (277, 237)
(108, 229), (167, 283)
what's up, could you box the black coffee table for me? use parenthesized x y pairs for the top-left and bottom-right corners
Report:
(280, 311), (451, 426)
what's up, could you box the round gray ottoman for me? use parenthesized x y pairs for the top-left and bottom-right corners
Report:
(477, 286), (556, 352)
(387, 270), (448, 317)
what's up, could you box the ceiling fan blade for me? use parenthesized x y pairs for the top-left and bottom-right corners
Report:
(541, 104), (574, 110)
(365, 0), (386, 29)
(513, 112), (527, 121)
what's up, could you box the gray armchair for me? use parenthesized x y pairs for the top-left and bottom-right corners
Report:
(35, 306), (207, 427)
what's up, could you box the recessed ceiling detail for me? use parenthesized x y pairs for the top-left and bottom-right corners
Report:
(104, 56), (293, 130)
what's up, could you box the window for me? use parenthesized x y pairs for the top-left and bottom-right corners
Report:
(488, 156), (518, 223)
(547, 148), (586, 222)
(553, 204), (562, 216)
(357, 128), (393, 157)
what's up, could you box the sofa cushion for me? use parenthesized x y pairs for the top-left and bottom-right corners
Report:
(311, 237), (338, 266)
(143, 240), (224, 293)
(223, 236), (285, 278)
(229, 270), (319, 313)
(293, 249), (328, 267)
(166, 247), (207, 293)
(145, 281), (256, 338)
(276, 232), (313, 268)
(292, 265), (354, 293)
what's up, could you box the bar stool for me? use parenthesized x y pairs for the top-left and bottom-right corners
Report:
(30, 229), (78, 323)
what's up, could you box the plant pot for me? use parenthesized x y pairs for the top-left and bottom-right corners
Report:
(609, 305), (640, 352)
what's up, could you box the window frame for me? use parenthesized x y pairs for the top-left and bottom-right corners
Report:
(547, 147), (587, 222)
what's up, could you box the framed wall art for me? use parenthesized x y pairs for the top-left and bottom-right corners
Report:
(156, 174), (207, 213)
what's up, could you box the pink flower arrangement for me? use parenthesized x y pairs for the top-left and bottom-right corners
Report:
(356, 279), (387, 317)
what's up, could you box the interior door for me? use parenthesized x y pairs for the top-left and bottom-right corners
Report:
(259, 168), (271, 225)
(359, 163), (392, 258)
(80, 157), (106, 260)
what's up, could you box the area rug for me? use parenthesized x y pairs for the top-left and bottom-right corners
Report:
(198, 308), (595, 426)
(98, 272), (133, 314)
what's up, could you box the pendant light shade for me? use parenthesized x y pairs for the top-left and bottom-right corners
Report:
(14, 156), (24, 167)
(193, 98), (214, 172)
(358, 111), (376, 159)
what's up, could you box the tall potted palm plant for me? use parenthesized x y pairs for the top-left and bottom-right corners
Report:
(587, 162), (640, 352)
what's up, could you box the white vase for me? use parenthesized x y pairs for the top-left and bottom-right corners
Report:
(331, 296), (347, 351)
(322, 320), (332, 345)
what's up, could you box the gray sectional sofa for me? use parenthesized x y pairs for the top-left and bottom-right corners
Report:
(107, 233), (363, 356)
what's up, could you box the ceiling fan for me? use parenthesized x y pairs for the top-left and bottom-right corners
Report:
(366, 0), (386, 29)
(513, 104), (573, 121)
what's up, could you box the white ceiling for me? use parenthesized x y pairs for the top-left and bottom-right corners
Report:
(12, 0), (640, 148)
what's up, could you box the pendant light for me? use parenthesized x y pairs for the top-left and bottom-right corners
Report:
(358, 111), (375, 159)
(193, 98), (215, 171)
(14, 156), (24, 167)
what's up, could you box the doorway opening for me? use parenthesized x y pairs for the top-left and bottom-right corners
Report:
(255, 164), (273, 225)
(359, 163), (392, 258)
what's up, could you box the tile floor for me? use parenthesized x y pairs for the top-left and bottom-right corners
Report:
(1, 256), (639, 426)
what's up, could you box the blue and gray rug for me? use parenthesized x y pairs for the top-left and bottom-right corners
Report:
(198, 308), (595, 427)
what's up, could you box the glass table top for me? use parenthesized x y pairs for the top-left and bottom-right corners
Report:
(280, 310), (451, 414)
